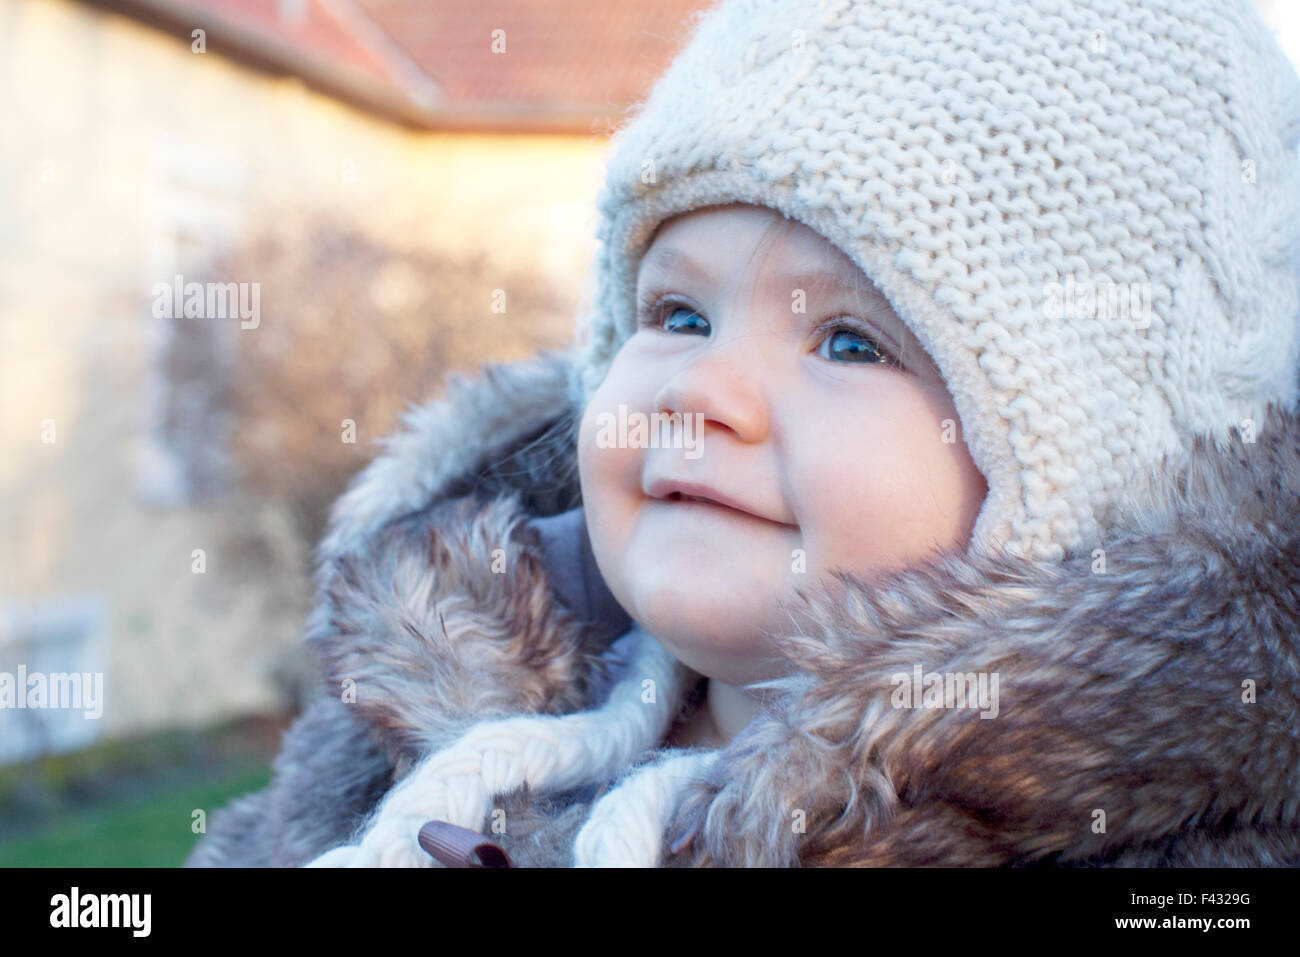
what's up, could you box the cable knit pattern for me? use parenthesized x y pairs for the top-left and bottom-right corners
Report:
(572, 0), (1300, 560)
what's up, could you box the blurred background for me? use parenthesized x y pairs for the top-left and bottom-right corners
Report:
(1, 0), (1297, 867)
(0, 0), (709, 866)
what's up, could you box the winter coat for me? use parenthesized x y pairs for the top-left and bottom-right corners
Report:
(184, 348), (1300, 867)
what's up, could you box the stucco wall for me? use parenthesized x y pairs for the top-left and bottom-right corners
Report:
(0, 0), (608, 757)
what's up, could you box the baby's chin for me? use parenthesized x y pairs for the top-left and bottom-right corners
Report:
(626, 593), (784, 682)
(653, 634), (784, 689)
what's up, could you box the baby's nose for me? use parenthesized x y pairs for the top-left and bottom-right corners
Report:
(653, 343), (769, 442)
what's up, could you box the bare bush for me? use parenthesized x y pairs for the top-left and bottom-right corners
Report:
(214, 210), (573, 546)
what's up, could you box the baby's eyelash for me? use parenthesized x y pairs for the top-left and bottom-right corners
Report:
(811, 314), (905, 370)
(635, 289), (686, 328)
(636, 290), (904, 370)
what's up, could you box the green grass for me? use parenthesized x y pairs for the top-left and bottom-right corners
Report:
(0, 714), (290, 866)
(0, 765), (272, 867)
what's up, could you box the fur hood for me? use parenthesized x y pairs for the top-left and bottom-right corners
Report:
(186, 348), (1300, 868)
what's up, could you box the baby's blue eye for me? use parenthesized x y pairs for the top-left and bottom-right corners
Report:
(821, 327), (891, 364)
(638, 295), (900, 369)
(637, 294), (710, 335)
(661, 305), (708, 334)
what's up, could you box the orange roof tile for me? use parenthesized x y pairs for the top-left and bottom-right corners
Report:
(353, 0), (714, 120)
(112, 0), (717, 130)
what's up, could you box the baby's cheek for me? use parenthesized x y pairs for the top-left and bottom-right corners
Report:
(795, 452), (887, 568)
(577, 403), (621, 488)
(796, 421), (949, 578)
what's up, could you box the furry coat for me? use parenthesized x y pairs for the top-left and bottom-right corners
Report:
(185, 348), (1300, 867)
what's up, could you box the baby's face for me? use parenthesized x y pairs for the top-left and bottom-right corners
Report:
(578, 204), (987, 687)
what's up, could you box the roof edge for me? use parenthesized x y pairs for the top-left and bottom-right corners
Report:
(76, 0), (622, 134)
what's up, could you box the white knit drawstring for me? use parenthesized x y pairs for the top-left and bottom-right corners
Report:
(305, 625), (693, 867)
(572, 749), (717, 867)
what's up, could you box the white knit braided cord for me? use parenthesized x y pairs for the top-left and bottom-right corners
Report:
(573, 749), (717, 867)
(304, 625), (691, 867)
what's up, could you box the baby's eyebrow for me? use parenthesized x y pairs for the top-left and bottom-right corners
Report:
(640, 246), (710, 284)
(642, 246), (872, 299)
(761, 266), (872, 299)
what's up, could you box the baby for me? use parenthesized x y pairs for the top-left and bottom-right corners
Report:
(187, 0), (1300, 868)
(578, 202), (987, 751)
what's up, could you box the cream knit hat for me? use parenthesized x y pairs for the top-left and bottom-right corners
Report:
(570, 0), (1300, 561)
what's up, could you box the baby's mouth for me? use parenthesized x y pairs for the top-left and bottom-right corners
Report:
(663, 490), (792, 527)
(646, 476), (798, 528)
(666, 490), (733, 509)
(668, 492), (714, 505)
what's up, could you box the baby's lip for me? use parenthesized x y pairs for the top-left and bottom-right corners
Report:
(645, 477), (794, 527)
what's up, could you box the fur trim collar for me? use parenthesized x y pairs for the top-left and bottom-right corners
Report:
(303, 348), (1300, 866)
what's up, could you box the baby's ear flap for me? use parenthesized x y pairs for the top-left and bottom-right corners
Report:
(528, 506), (632, 645)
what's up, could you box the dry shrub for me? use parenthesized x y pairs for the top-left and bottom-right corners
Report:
(214, 210), (574, 546)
